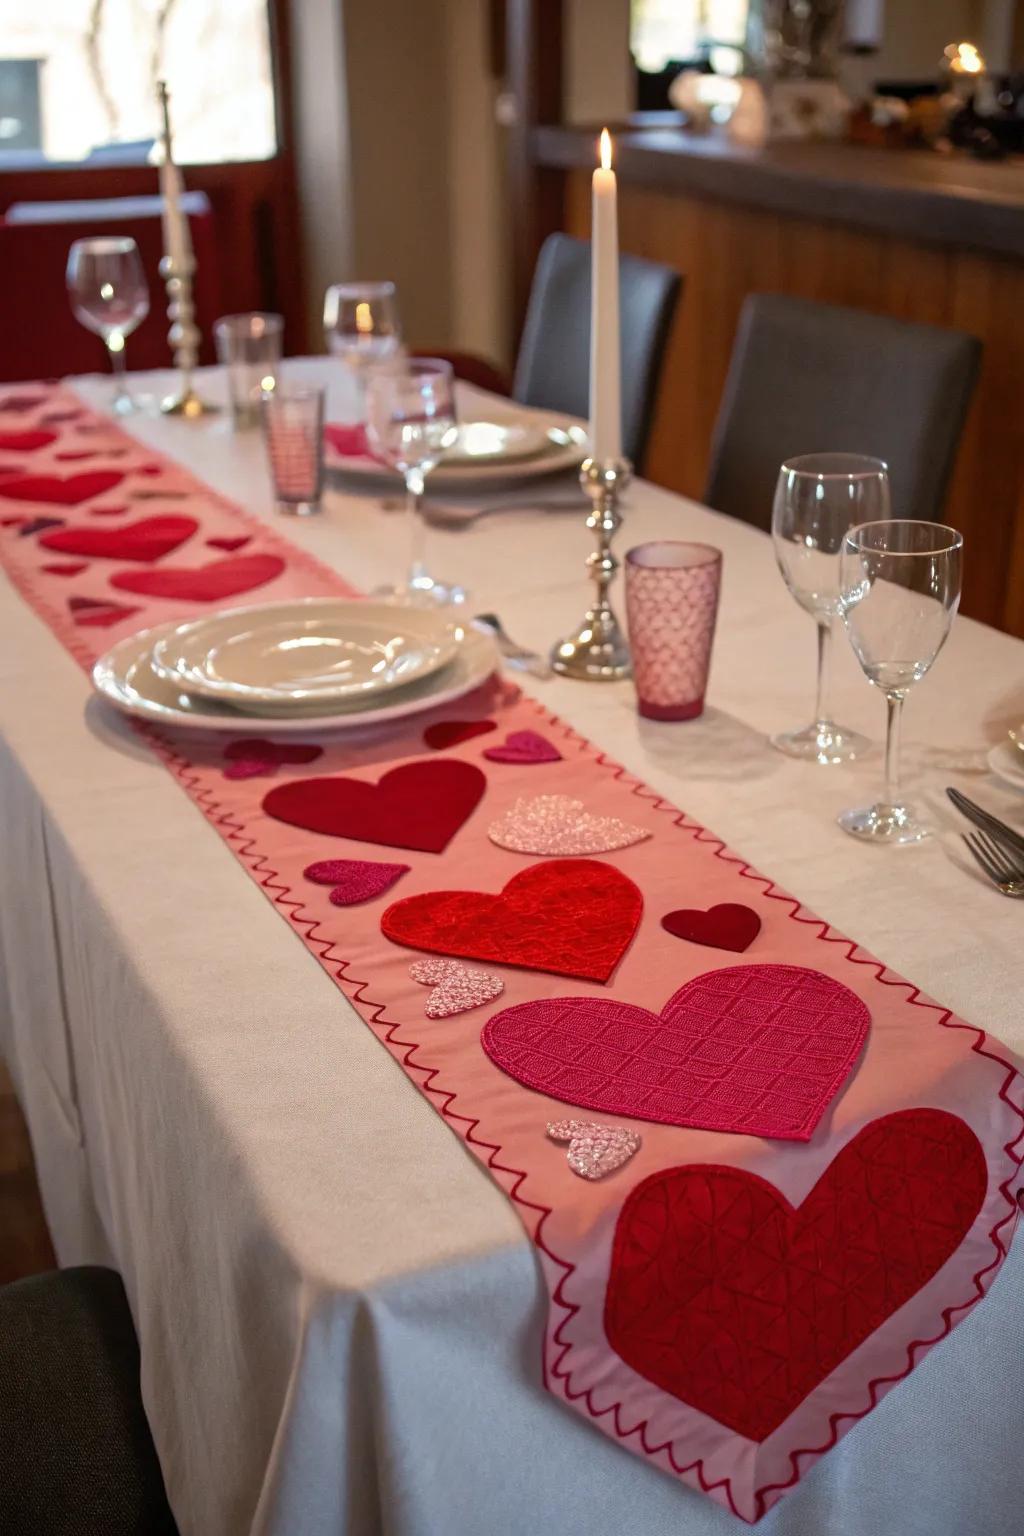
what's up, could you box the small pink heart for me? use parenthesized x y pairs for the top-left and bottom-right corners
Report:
(488, 794), (649, 856)
(304, 858), (410, 906)
(20, 516), (65, 537)
(409, 957), (504, 1018)
(483, 730), (562, 765)
(206, 535), (252, 553)
(547, 1119), (641, 1180)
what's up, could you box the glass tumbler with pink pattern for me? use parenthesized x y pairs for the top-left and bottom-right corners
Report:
(625, 542), (722, 720)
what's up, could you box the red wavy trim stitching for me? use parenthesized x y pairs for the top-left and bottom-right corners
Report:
(4, 381), (1022, 1521)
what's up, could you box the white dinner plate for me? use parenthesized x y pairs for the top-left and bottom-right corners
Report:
(442, 420), (551, 465)
(93, 620), (499, 734)
(151, 598), (463, 707)
(987, 740), (1024, 793)
(327, 408), (587, 491)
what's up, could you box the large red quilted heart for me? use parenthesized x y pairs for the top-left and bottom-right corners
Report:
(604, 1108), (986, 1442)
(110, 552), (285, 602)
(263, 760), (486, 854)
(39, 514), (197, 563)
(482, 964), (870, 1139)
(0, 470), (124, 506)
(382, 858), (642, 982)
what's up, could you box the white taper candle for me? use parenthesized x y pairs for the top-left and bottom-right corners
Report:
(589, 128), (622, 463)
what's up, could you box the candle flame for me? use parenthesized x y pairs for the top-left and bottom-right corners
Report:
(599, 128), (612, 171)
(355, 301), (373, 335)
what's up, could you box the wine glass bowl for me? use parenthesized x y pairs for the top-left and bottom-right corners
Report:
(66, 237), (150, 415)
(838, 519), (963, 845)
(323, 281), (401, 377)
(365, 359), (462, 606)
(771, 453), (890, 764)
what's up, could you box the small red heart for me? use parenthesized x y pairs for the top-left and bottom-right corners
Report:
(661, 902), (761, 953)
(264, 759), (486, 854)
(40, 409), (85, 426)
(89, 505), (129, 518)
(205, 535), (252, 553)
(0, 466), (27, 479)
(0, 430), (57, 452)
(55, 450), (98, 462)
(222, 739), (324, 779)
(110, 552), (285, 603)
(1, 515), (26, 527)
(68, 595), (141, 628)
(41, 562), (89, 577)
(19, 516), (65, 536)
(423, 719), (497, 750)
(0, 394), (45, 413)
(40, 514), (197, 563)
(0, 470), (125, 507)
(483, 730), (563, 765)
(134, 463), (163, 477)
(382, 858), (642, 982)
(605, 1108), (986, 1441)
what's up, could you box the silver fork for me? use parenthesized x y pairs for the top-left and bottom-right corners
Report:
(962, 829), (1024, 898)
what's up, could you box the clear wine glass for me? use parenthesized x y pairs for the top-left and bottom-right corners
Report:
(838, 519), (963, 845)
(365, 358), (462, 606)
(324, 281), (401, 416)
(66, 237), (150, 415)
(771, 453), (890, 764)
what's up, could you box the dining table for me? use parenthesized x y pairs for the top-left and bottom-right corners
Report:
(1, 356), (1023, 1536)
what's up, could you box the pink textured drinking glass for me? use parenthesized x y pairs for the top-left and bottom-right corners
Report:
(625, 542), (722, 720)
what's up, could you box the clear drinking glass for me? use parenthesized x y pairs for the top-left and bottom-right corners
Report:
(214, 312), (283, 429)
(365, 359), (461, 605)
(261, 382), (326, 517)
(838, 520), (963, 845)
(66, 236), (150, 415)
(324, 281), (402, 415)
(771, 453), (890, 764)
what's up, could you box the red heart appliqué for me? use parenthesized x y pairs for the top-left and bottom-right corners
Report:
(264, 759), (486, 854)
(41, 561), (89, 577)
(0, 430), (57, 452)
(482, 964), (869, 1139)
(67, 595), (141, 628)
(605, 1108), (987, 1442)
(39, 514), (197, 563)
(0, 393), (45, 414)
(423, 719), (497, 750)
(483, 730), (563, 764)
(0, 470), (124, 507)
(222, 738), (324, 780)
(382, 858), (642, 983)
(304, 858), (410, 906)
(661, 902), (761, 953)
(110, 553), (285, 603)
(206, 535), (252, 553)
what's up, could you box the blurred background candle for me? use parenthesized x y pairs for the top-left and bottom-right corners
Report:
(589, 127), (621, 463)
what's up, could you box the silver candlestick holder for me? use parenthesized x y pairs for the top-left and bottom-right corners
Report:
(550, 455), (632, 680)
(158, 253), (217, 418)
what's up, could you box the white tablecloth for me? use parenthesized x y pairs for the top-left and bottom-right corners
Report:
(2, 360), (1023, 1536)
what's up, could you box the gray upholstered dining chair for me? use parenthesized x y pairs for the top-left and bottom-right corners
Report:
(0, 1267), (179, 1535)
(704, 293), (981, 531)
(512, 232), (682, 472)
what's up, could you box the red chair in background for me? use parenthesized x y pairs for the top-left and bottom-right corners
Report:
(0, 193), (223, 382)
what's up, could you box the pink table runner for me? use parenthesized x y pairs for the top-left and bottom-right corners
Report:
(2, 386), (1022, 1523)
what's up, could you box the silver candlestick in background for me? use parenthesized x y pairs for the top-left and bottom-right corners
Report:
(156, 81), (216, 418)
(550, 455), (632, 680)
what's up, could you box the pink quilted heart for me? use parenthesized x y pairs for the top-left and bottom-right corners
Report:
(546, 1119), (640, 1179)
(409, 958), (504, 1018)
(483, 730), (563, 765)
(303, 858), (409, 906)
(482, 964), (871, 1142)
(488, 794), (649, 856)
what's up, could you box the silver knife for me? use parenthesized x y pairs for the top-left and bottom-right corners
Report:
(946, 787), (1024, 859)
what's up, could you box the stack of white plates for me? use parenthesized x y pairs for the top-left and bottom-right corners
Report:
(92, 598), (499, 733)
(327, 410), (588, 492)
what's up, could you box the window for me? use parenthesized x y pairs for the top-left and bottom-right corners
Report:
(0, 0), (277, 166)
(631, 0), (750, 74)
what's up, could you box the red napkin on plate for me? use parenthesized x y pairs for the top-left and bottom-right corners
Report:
(324, 423), (373, 460)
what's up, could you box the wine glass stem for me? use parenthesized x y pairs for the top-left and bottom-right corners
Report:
(814, 619), (833, 728)
(406, 467), (427, 588)
(107, 333), (129, 410)
(883, 691), (904, 807)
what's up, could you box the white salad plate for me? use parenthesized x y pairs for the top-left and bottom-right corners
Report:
(987, 739), (1024, 794)
(150, 598), (463, 707)
(93, 619), (499, 735)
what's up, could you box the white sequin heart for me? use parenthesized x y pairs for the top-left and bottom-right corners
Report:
(409, 958), (505, 1018)
(487, 794), (650, 856)
(546, 1119), (641, 1180)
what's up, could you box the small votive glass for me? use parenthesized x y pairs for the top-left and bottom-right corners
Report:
(214, 312), (284, 428)
(625, 541), (723, 720)
(261, 382), (325, 517)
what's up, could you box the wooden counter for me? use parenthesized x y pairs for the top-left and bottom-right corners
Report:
(534, 127), (1024, 636)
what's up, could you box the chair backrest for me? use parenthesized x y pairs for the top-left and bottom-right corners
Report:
(704, 293), (981, 531)
(512, 232), (681, 470)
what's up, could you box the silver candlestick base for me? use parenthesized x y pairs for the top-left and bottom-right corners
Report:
(159, 255), (218, 418)
(550, 455), (632, 681)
